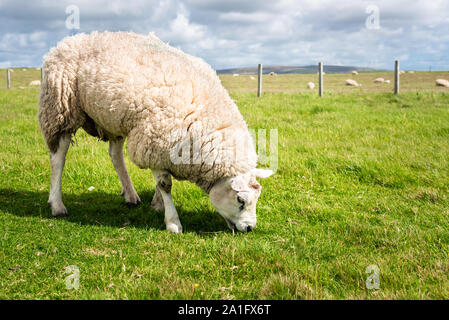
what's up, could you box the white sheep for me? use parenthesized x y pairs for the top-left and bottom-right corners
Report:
(351, 70), (358, 75)
(29, 80), (41, 86)
(249, 76), (255, 80)
(232, 73), (239, 77)
(307, 82), (315, 89)
(373, 78), (385, 83)
(436, 79), (449, 87)
(384, 79), (391, 84)
(345, 79), (359, 86)
(38, 31), (273, 234)
(269, 72), (276, 76)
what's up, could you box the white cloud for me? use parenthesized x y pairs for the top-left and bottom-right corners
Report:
(0, 0), (448, 70)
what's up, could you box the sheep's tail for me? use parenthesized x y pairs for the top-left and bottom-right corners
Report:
(38, 61), (83, 153)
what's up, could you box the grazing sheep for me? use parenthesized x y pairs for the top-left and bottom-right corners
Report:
(399, 70), (405, 75)
(408, 71), (415, 74)
(38, 31), (273, 234)
(8, 69), (14, 73)
(269, 72), (276, 76)
(373, 78), (385, 83)
(384, 79), (391, 84)
(345, 79), (359, 86)
(351, 70), (358, 75)
(232, 73), (239, 77)
(249, 76), (255, 80)
(436, 79), (449, 87)
(29, 80), (41, 86)
(307, 82), (315, 89)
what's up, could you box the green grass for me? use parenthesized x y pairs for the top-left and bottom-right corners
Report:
(1, 75), (449, 299)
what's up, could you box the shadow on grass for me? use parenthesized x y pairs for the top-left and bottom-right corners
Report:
(0, 188), (229, 234)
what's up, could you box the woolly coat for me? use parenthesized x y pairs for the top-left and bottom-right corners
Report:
(38, 31), (257, 192)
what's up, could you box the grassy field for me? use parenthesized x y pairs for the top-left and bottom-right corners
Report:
(0, 70), (449, 299)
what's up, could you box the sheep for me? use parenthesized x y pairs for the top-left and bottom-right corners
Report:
(8, 69), (14, 73)
(373, 78), (385, 83)
(345, 79), (359, 86)
(269, 72), (276, 76)
(232, 73), (239, 77)
(399, 70), (405, 75)
(351, 70), (358, 75)
(249, 76), (255, 80)
(436, 79), (449, 87)
(384, 79), (391, 84)
(408, 71), (415, 74)
(307, 82), (315, 89)
(29, 80), (41, 86)
(38, 31), (273, 234)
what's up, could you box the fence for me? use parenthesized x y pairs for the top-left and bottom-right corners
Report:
(255, 60), (405, 97)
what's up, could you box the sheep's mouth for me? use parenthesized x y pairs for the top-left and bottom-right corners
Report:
(224, 219), (238, 232)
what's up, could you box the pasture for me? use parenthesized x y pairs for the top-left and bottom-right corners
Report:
(1, 68), (449, 299)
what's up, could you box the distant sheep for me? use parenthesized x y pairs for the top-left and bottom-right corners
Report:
(29, 80), (41, 86)
(408, 71), (415, 74)
(232, 73), (239, 77)
(351, 70), (358, 75)
(345, 79), (359, 86)
(269, 72), (276, 76)
(8, 69), (14, 73)
(384, 80), (391, 84)
(249, 76), (255, 80)
(307, 82), (315, 89)
(38, 31), (273, 234)
(400, 70), (405, 75)
(373, 78), (385, 83)
(436, 79), (449, 87)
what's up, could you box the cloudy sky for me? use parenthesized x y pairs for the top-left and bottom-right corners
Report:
(0, 0), (448, 70)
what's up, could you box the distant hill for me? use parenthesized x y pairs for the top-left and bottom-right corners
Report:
(217, 65), (385, 74)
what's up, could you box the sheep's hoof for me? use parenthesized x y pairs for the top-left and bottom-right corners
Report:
(166, 223), (183, 234)
(49, 201), (68, 217)
(51, 207), (68, 218)
(53, 211), (68, 218)
(126, 200), (141, 208)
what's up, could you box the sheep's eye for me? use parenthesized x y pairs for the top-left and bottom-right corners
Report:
(237, 196), (245, 210)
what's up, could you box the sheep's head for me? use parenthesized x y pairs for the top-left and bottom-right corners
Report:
(209, 168), (273, 232)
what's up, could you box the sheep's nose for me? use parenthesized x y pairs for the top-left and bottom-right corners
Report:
(246, 226), (253, 232)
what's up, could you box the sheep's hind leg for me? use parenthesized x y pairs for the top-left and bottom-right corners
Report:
(108, 138), (141, 207)
(151, 170), (182, 234)
(48, 134), (71, 217)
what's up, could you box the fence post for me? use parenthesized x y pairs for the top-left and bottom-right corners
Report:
(257, 64), (263, 97)
(41, 67), (43, 83)
(318, 62), (323, 97)
(7, 69), (11, 89)
(394, 60), (399, 94)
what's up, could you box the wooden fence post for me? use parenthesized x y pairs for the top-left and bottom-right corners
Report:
(318, 62), (324, 97)
(257, 64), (263, 97)
(7, 69), (11, 89)
(394, 60), (400, 94)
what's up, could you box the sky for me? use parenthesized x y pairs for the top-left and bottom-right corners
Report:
(0, 0), (448, 70)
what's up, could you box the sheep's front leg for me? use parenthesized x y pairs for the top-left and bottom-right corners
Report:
(109, 138), (141, 207)
(151, 169), (182, 234)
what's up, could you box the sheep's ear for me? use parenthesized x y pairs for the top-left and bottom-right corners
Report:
(251, 168), (274, 179)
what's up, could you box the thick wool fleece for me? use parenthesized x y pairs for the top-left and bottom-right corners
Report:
(38, 31), (257, 191)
